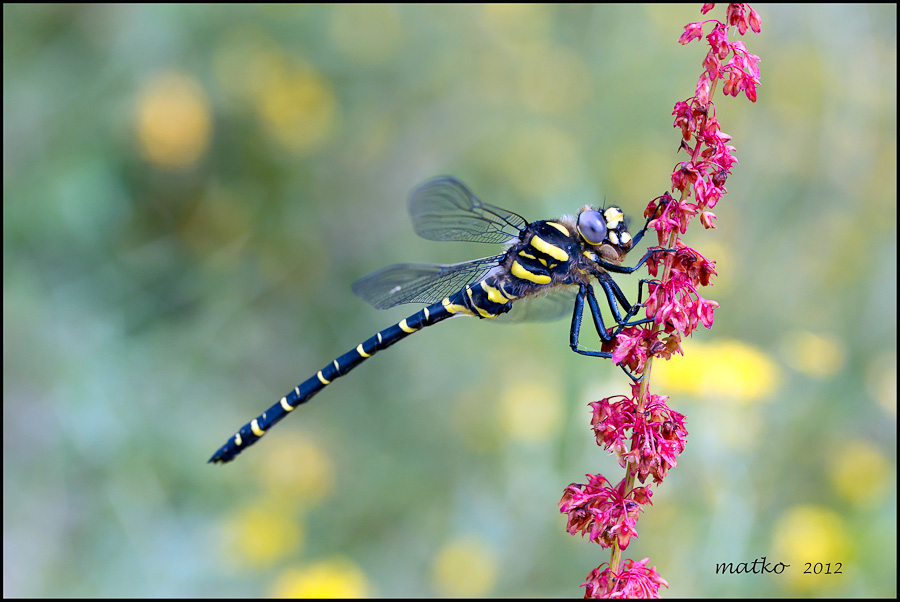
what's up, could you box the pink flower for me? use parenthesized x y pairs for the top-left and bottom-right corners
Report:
(722, 41), (762, 102)
(727, 3), (762, 35)
(590, 385), (688, 485)
(703, 50), (722, 80)
(672, 100), (696, 141)
(748, 6), (762, 33)
(559, 475), (653, 550)
(671, 244), (718, 287)
(694, 72), (712, 106)
(678, 22), (705, 45)
(706, 22), (730, 59)
(671, 161), (701, 194)
(697, 112), (724, 142)
(582, 558), (669, 598)
(693, 177), (725, 210)
(620, 384), (688, 484)
(589, 395), (635, 458)
(642, 260), (718, 337)
(692, 295), (719, 329)
(604, 324), (684, 375)
(644, 193), (687, 243)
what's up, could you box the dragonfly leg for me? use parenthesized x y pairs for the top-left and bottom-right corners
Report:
(598, 247), (677, 275)
(569, 283), (645, 382)
(635, 278), (657, 305)
(570, 283), (611, 354)
(595, 274), (654, 336)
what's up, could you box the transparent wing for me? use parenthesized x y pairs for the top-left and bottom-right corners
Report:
(495, 286), (577, 324)
(409, 176), (529, 243)
(352, 255), (505, 309)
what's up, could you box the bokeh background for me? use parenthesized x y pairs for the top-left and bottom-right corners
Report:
(4, 4), (895, 597)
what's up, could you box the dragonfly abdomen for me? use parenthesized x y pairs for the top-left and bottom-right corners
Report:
(208, 295), (486, 463)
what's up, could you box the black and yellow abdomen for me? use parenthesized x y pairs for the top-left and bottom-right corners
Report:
(209, 302), (452, 463)
(208, 282), (517, 463)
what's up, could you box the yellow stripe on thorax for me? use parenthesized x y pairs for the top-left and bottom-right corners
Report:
(529, 234), (569, 262)
(511, 260), (552, 284)
(546, 221), (569, 235)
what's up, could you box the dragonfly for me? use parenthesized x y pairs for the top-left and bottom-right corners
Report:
(209, 176), (665, 464)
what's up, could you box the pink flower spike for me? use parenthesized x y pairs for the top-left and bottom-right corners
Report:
(561, 5), (760, 594)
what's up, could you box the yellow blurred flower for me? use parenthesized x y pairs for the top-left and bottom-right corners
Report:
(829, 441), (891, 507)
(498, 378), (563, 443)
(215, 37), (338, 156)
(257, 435), (336, 506)
(256, 58), (338, 155)
(779, 330), (845, 378)
(270, 557), (370, 598)
(432, 536), (498, 597)
(220, 503), (303, 569)
(654, 339), (780, 402)
(771, 505), (850, 593)
(135, 72), (212, 169)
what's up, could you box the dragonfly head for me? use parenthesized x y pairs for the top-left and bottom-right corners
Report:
(576, 205), (635, 264)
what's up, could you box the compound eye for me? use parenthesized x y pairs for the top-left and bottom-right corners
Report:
(577, 210), (608, 245)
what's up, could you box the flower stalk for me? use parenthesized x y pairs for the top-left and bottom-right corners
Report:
(559, 4), (761, 597)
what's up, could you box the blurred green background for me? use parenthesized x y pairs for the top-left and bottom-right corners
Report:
(3, 4), (895, 597)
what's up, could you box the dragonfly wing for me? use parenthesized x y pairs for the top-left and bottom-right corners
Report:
(494, 287), (578, 324)
(352, 255), (506, 309)
(409, 176), (529, 244)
